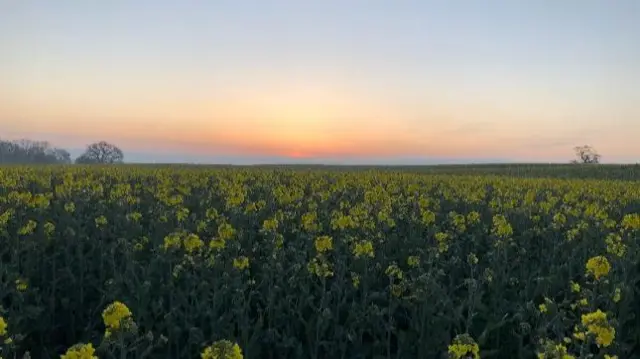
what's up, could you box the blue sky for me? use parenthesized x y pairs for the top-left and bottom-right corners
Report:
(1, 0), (639, 163)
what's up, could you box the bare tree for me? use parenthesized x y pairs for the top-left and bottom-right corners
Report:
(76, 141), (124, 164)
(572, 145), (601, 164)
(0, 138), (71, 164)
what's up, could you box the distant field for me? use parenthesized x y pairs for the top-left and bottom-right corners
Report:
(250, 163), (640, 181)
(0, 165), (638, 358)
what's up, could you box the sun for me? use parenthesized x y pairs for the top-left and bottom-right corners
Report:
(287, 150), (311, 159)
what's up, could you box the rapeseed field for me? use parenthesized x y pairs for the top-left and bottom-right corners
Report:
(0, 166), (638, 358)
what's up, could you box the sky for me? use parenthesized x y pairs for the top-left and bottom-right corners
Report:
(1, 0), (639, 164)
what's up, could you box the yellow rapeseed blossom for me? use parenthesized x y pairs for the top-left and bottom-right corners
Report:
(301, 211), (319, 232)
(102, 301), (132, 331)
(491, 214), (513, 238)
(466, 211), (481, 225)
(217, 223), (236, 241)
(0, 316), (7, 336)
(435, 232), (450, 253)
(536, 340), (575, 359)
(613, 287), (621, 303)
(261, 218), (279, 232)
(586, 256), (611, 280)
(390, 284), (403, 298)
(314, 235), (333, 254)
(385, 263), (403, 281)
(581, 309), (615, 348)
(201, 340), (243, 359)
(448, 334), (480, 359)
(604, 355), (618, 359)
(64, 202), (76, 213)
(233, 256), (250, 270)
(351, 272), (361, 288)
(538, 304), (548, 314)
(621, 213), (640, 230)
(183, 233), (204, 254)
(353, 240), (374, 258)
(605, 233), (625, 257)
(407, 255), (420, 268)
(94, 215), (107, 227)
(209, 237), (226, 250)
(570, 281), (581, 293)
(163, 232), (182, 251)
(15, 279), (28, 292)
(60, 343), (98, 359)
(307, 257), (333, 278)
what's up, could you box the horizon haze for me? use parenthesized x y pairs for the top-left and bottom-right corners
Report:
(2, 1), (639, 164)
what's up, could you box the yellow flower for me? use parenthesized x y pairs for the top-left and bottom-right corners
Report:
(261, 218), (279, 233)
(570, 281), (581, 293)
(163, 232), (182, 251)
(448, 334), (480, 359)
(491, 214), (513, 238)
(314, 236), (333, 254)
(301, 212), (319, 232)
(183, 233), (204, 254)
(102, 301), (132, 330)
(390, 284), (403, 297)
(604, 355), (618, 359)
(307, 257), (333, 278)
(15, 279), (28, 292)
(581, 309), (615, 347)
(217, 223), (236, 241)
(0, 316), (7, 336)
(60, 343), (98, 359)
(585, 256), (611, 280)
(621, 213), (640, 230)
(353, 240), (374, 258)
(385, 263), (403, 280)
(233, 256), (250, 270)
(209, 237), (226, 250)
(613, 287), (621, 303)
(94, 215), (107, 227)
(351, 272), (361, 288)
(605, 233), (625, 257)
(407, 255), (420, 268)
(536, 340), (575, 359)
(539, 304), (548, 314)
(201, 340), (243, 359)
(435, 232), (450, 253)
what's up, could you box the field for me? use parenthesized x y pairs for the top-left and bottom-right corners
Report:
(0, 164), (639, 358)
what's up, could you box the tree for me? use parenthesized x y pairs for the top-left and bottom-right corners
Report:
(572, 145), (601, 164)
(0, 138), (71, 164)
(76, 141), (124, 164)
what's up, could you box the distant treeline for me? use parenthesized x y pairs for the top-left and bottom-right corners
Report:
(0, 139), (72, 164)
(1, 138), (125, 165)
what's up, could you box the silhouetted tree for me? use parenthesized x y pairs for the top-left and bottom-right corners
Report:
(572, 145), (601, 164)
(0, 139), (72, 164)
(76, 141), (124, 164)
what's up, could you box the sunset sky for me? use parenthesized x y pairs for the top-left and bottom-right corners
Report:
(1, 0), (639, 163)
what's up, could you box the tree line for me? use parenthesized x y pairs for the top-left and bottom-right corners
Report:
(0, 137), (605, 165)
(0, 139), (124, 164)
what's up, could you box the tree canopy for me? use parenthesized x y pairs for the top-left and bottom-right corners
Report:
(572, 145), (601, 164)
(0, 139), (71, 164)
(75, 141), (124, 164)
